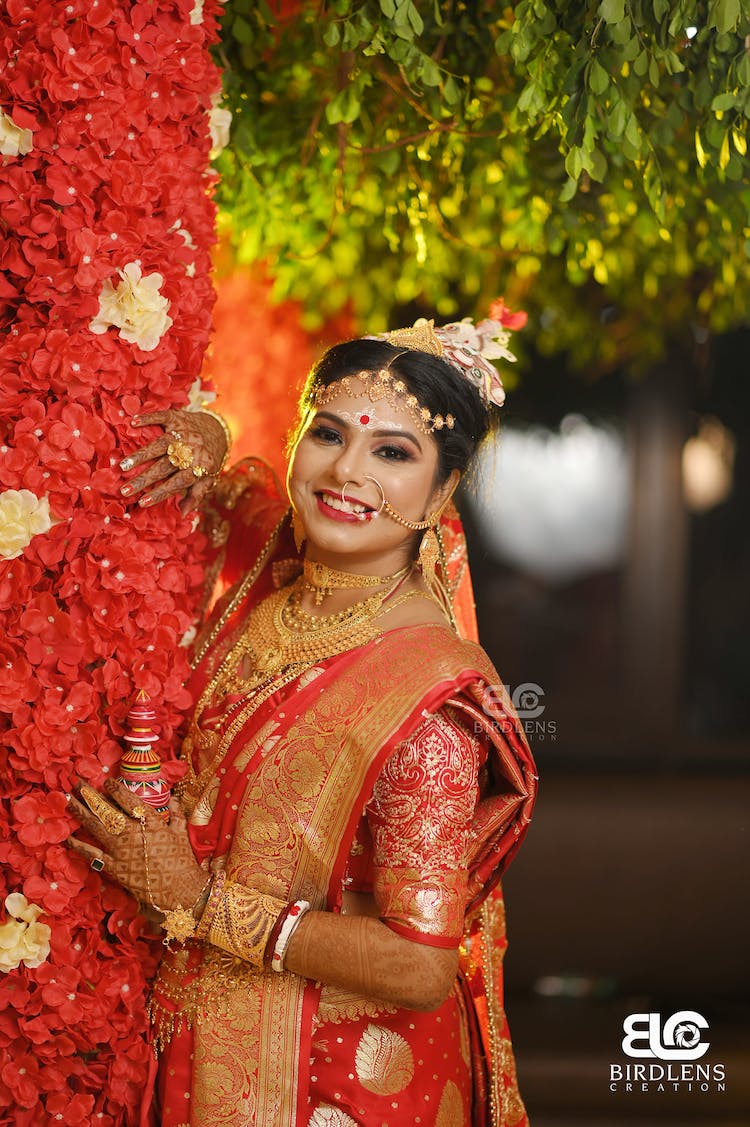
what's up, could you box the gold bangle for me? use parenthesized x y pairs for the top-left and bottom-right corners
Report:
(201, 408), (231, 473)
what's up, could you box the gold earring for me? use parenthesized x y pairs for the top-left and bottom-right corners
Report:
(418, 526), (440, 590)
(291, 509), (305, 552)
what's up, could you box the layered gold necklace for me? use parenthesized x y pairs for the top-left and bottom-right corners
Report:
(229, 564), (411, 688)
(180, 563), (416, 813)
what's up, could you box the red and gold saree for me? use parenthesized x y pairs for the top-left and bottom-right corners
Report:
(145, 459), (537, 1127)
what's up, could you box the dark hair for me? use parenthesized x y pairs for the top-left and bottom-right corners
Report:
(294, 339), (497, 484)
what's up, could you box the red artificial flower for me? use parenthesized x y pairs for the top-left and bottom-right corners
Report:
(13, 790), (72, 847)
(488, 297), (529, 331)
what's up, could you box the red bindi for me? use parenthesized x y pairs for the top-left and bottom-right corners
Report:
(359, 414), (370, 425)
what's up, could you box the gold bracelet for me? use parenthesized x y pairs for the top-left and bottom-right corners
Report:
(134, 806), (210, 949)
(201, 408), (231, 473)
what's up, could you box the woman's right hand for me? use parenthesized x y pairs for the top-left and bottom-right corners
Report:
(120, 408), (229, 515)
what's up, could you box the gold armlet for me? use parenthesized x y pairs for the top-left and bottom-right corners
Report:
(205, 877), (286, 970)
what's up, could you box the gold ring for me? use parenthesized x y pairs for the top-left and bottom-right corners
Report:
(79, 784), (128, 836)
(167, 440), (195, 472)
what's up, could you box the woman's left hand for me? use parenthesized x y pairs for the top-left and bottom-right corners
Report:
(67, 780), (207, 913)
(120, 409), (228, 515)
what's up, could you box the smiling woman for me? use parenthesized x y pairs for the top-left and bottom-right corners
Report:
(67, 318), (537, 1127)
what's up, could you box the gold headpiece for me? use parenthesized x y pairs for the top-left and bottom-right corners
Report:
(312, 365), (455, 435)
(381, 319), (444, 357)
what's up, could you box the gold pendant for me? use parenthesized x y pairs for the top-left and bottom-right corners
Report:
(161, 906), (197, 948)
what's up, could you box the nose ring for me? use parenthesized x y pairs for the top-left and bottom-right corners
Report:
(364, 476), (385, 515)
(341, 481), (356, 508)
(341, 481), (365, 522)
(340, 479), (385, 522)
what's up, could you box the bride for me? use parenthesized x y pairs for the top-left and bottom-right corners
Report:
(68, 317), (537, 1127)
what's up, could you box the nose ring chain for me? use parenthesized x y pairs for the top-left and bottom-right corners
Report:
(364, 475), (436, 531)
(340, 477), (437, 531)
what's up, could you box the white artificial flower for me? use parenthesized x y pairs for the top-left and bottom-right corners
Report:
(0, 490), (53, 560)
(0, 894), (51, 973)
(186, 377), (217, 412)
(208, 94), (232, 158)
(189, 0), (204, 24)
(0, 110), (33, 157)
(89, 261), (173, 352)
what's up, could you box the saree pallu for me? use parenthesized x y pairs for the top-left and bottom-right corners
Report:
(145, 460), (537, 1127)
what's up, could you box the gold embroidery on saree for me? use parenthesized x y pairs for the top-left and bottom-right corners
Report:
(308, 1108), (359, 1127)
(374, 865), (466, 938)
(315, 983), (396, 1027)
(354, 1023), (414, 1095)
(436, 1078), (464, 1127)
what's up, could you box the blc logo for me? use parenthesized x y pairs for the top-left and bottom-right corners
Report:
(622, 1011), (710, 1061)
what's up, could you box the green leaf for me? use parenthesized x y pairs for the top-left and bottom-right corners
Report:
(379, 0), (396, 16)
(588, 147), (607, 181)
(714, 0), (741, 34)
(443, 75), (459, 105)
(565, 146), (583, 179)
(518, 79), (540, 114)
(648, 56), (659, 85)
(608, 98), (628, 136)
(588, 60), (609, 95)
(406, 2), (424, 35)
(653, 0), (669, 20)
(599, 0), (625, 23)
(625, 112), (641, 149)
(633, 50), (648, 77)
(421, 55), (441, 87)
(232, 15), (254, 44)
(323, 23), (340, 47)
(559, 176), (578, 202)
(712, 92), (738, 112)
(326, 84), (361, 125)
(495, 30), (512, 55)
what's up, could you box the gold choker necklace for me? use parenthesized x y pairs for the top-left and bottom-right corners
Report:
(303, 559), (411, 606)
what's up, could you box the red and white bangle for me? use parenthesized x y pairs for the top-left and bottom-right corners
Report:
(270, 899), (310, 973)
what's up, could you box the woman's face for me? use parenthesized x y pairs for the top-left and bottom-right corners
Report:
(287, 380), (458, 573)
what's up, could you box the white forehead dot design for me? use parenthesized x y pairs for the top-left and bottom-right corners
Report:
(335, 409), (404, 431)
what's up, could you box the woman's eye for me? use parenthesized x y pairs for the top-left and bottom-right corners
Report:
(309, 425), (342, 444)
(376, 444), (411, 462)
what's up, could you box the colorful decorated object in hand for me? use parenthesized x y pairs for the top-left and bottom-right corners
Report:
(118, 691), (171, 819)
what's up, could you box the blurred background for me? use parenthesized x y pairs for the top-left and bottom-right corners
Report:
(210, 4), (750, 1122)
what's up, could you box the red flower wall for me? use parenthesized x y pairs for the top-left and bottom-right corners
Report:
(0, 1), (223, 1122)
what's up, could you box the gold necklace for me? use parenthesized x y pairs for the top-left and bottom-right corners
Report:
(302, 558), (412, 606)
(179, 575), (432, 814)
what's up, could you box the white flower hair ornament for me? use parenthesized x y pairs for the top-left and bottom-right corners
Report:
(371, 298), (527, 410)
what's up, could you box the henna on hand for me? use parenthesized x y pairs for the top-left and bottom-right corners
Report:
(119, 408), (229, 513)
(67, 783), (206, 912)
(284, 910), (459, 1012)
